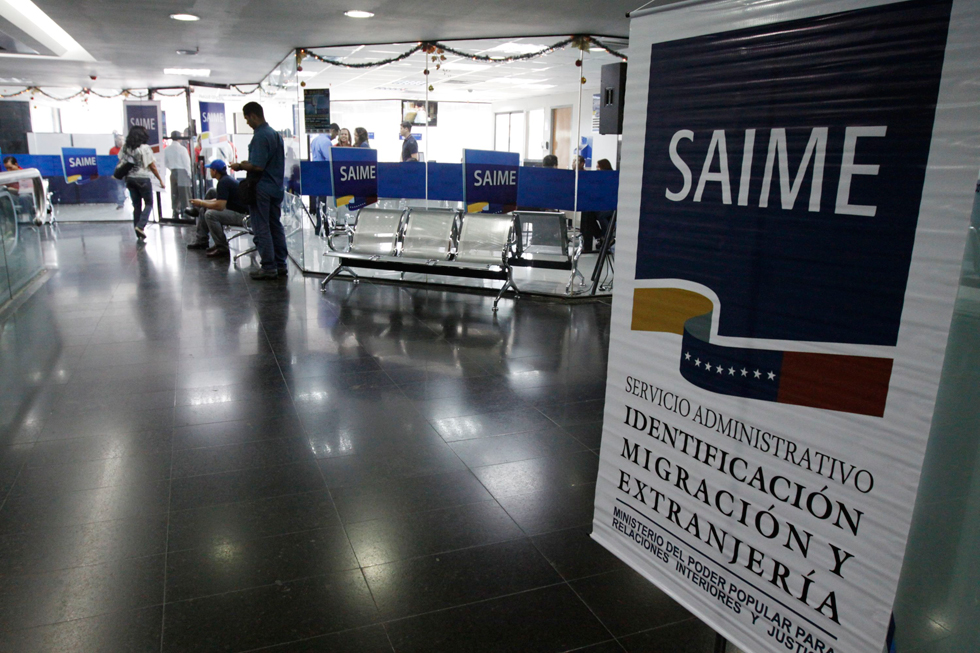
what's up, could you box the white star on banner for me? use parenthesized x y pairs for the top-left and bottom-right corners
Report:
(767, 371), (776, 380)
(684, 352), (691, 361)
(695, 359), (701, 367)
(716, 366), (723, 374)
(728, 367), (736, 375)
(753, 370), (762, 379)
(705, 363), (712, 372)
(740, 368), (748, 377)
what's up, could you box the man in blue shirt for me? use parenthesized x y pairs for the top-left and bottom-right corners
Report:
(231, 102), (287, 280)
(309, 123), (339, 235)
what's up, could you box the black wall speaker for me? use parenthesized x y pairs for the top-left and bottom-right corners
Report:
(599, 62), (627, 135)
(0, 101), (31, 154)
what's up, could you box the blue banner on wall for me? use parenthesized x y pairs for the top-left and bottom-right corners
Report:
(61, 147), (98, 183)
(330, 147), (378, 210)
(200, 101), (227, 146)
(463, 149), (519, 214)
(124, 101), (163, 151)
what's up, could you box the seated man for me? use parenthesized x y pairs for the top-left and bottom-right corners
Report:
(186, 159), (248, 257)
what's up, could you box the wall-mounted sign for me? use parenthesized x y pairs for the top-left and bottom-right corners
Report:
(199, 101), (227, 147)
(123, 101), (163, 152)
(402, 100), (438, 127)
(304, 88), (331, 133)
(330, 146), (377, 210)
(462, 149), (519, 214)
(591, 2), (979, 653)
(61, 147), (98, 183)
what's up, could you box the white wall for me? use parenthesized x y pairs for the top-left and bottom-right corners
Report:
(324, 100), (493, 164)
(492, 88), (621, 169)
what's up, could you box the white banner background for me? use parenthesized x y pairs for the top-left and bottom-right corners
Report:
(592, 1), (980, 652)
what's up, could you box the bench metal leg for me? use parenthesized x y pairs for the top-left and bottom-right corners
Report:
(234, 246), (256, 263)
(566, 267), (586, 295)
(493, 269), (521, 312)
(320, 265), (359, 291)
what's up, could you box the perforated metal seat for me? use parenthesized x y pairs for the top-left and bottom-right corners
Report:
(512, 211), (585, 293)
(453, 214), (514, 267)
(347, 208), (406, 257)
(400, 208), (458, 262)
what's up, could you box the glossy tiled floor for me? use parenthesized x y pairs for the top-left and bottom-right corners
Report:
(0, 222), (719, 652)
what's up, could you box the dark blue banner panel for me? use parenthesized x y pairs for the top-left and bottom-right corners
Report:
(301, 160), (618, 211)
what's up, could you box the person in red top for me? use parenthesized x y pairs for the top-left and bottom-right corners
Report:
(109, 133), (126, 209)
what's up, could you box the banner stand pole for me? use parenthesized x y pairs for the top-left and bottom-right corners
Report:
(424, 76), (430, 209)
(573, 48), (584, 216)
(714, 633), (728, 653)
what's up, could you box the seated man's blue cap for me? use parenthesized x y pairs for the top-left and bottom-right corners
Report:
(208, 159), (227, 171)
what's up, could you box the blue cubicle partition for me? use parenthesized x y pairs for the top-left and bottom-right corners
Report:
(300, 161), (619, 211)
(12, 155), (621, 211)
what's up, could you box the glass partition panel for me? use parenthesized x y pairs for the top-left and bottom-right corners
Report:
(0, 190), (43, 299)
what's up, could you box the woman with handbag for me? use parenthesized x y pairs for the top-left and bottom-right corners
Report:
(117, 126), (165, 240)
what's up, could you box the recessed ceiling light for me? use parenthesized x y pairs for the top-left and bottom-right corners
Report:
(344, 10), (374, 18)
(164, 68), (210, 76)
(169, 13), (200, 21)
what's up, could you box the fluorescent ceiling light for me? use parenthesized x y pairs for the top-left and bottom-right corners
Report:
(0, 0), (95, 61)
(164, 68), (210, 76)
(488, 42), (549, 55)
(441, 63), (492, 72)
(169, 13), (200, 21)
(494, 77), (549, 85)
(344, 10), (374, 18)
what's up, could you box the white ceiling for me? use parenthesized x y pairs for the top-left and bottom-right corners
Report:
(0, 0), (638, 89)
(292, 37), (628, 103)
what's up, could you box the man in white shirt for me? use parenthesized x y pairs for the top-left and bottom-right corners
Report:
(163, 131), (192, 218)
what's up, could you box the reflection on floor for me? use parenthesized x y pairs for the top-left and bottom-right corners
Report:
(0, 222), (718, 652)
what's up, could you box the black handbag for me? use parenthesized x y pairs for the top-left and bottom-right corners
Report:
(113, 160), (135, 180)
(239, 171), (261, 206)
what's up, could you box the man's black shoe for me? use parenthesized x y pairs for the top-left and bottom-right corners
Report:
(187, 241), (209, 250)
(183, 207), (200, 219)
(250, 268), (278, 280)
(277, 267), (288, 277)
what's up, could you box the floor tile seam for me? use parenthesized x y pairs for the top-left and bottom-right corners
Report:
(165, 487), (330, 521)
(0, 601), (167, 638)
(0, 506), (174, 537)
(0, 454), (32, 525)
(232, 623), (396, 653)
(562, 571), (626, 646)
(564, 639), (628, 653)
(373, 577), (574, 627)
(353, 530), (534, 573)
(613, 616), (706, 641)
(161, 559), (366, 606)
(169, 453), (324, 484)
(159, 252), (188, 653)
(171, 433), (306, 452)
(337, 495), (505, 529)
(32, 427), (175, 444)
(6, 476), (176, 500)
(0, 548), (169, 580)
(164, 522), (349, 556)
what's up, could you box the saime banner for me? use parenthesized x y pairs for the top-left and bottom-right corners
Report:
(199, 102), (227, 147)
(462, 149), (518, 214)
(123, 101), (163, 152)
(329, 147), (377, 210)
(60, 147), (98, 183)
(591, 2), (980, 653)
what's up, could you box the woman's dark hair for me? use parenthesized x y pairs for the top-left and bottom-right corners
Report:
(3, 156), (17, 166)
(596, 159), (613, 171)
(354, 127), (369, 146)
(125, 126), (149, 150)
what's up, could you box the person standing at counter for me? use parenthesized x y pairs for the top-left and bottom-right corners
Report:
(337, 128), (352, 147)
(400, 121), (418, 162)
(354, 127), (371, 148)
(164, 131), (193, 219)
(309, 124), (338, 235)
(231, 102), (287, 280)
